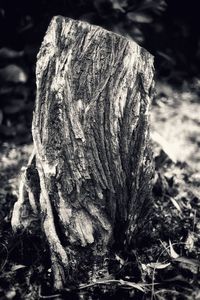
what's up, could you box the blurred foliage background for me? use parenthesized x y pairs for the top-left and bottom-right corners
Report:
(0, 2), (200, 299)
(0, 0), (200, 143)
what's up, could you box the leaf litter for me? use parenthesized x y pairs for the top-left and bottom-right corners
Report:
(0, 81), (200, 299)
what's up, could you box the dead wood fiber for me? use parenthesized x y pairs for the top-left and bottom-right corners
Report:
(11, 16), (154, 289)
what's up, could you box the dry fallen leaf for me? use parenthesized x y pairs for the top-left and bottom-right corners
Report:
(174, 256), (200, 267)
(11, 264), (27, 272)
(147, 262), (171, 269)
(169, 240), (179, 259)
(185, 231), (195, 252)
(169, 197), (182, 212)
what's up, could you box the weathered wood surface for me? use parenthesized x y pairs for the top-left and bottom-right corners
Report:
(11, 16), (154, 289)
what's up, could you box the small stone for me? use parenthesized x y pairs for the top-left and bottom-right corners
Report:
(5, 289), (16, 299)
(0, 64), (27, 83)
(0, 47), (23, 59)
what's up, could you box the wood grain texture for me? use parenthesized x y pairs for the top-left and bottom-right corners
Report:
(12, 16), (154, 288)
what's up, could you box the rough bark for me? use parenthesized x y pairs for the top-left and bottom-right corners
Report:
(11, 16), (154, 289)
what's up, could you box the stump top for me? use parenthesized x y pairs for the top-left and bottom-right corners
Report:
(37, 15), (154, 106)
(48, 15), (141, 49)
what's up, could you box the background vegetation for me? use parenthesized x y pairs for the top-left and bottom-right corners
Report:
(0, 0), (200, 299)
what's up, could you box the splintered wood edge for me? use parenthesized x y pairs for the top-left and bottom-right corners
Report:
(43, 15), (154, 59)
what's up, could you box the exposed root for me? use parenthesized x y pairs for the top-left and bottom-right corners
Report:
(11, 150), (39, 232)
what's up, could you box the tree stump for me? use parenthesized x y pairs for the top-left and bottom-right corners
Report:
(11, 16), (154, 289)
